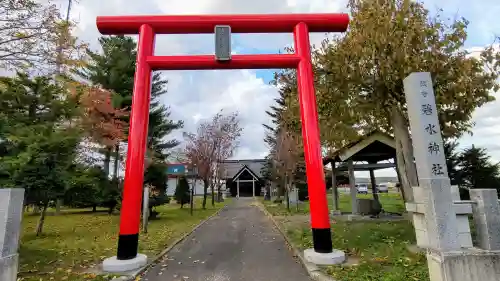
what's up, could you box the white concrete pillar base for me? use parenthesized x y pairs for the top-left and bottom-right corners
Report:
(304, 248), (346, 265)
(102, 254), (147, 272)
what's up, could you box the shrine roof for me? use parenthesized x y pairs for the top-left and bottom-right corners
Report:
(219, 159), (266, 179)
(323, 131), (396, 164)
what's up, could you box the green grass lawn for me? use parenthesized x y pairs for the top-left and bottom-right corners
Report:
(287, 220), (428, 281)
(261, 194), (429, 281)
(18, 199), (228, 281)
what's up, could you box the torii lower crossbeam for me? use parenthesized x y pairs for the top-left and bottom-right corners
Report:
(147, 54), (301, 70)
(96, 13), (349, 271)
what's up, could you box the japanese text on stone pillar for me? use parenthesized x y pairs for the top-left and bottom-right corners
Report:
(403, 72), (448, 180)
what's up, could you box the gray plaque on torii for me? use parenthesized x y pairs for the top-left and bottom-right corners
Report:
(214, 25), (231, 61)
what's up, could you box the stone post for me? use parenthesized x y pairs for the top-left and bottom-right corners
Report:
(450, 185), (473, 248)
(252, 179), (255, 197)
(142, 186), (149, 234)
(236, 179), (240, 198)
(404, 72), (460, 252)
(331, 162), (341, 215)
(469, 189), (500, 251)
(347, 159), (358, 215)
(0, 188), (25, 281)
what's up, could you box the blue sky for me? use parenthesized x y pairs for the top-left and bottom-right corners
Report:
(424, 0), (499, 48)
(233, 45), (281, 83)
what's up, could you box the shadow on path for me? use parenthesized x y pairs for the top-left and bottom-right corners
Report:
(142, 198), (311, 281)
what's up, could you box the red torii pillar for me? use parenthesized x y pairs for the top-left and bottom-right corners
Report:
(96, 13), (349, 271)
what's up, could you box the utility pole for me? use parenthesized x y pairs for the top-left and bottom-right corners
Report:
(190, 165), (197, 216)
(65, 0), (73, 21)
(54, 0), (73, 214)
(55, 0), (73, 75)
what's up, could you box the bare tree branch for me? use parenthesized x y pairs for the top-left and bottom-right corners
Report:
(0, 0), (87, 73)
(183, 110), (242, 208)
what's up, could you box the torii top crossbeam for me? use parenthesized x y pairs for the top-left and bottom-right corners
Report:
(96, 14), (349, 71)
(96, 13), (349, 34)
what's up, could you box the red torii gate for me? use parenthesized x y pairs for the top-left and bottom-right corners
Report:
(96, 13), (349, 270)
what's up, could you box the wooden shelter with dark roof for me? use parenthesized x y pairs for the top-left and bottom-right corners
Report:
(323, 130), (396, 165)
(323, 131), (398, 214)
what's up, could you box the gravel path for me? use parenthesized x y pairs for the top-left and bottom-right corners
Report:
(142, 198), (311, 281)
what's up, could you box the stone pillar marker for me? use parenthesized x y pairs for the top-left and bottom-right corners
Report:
(403, 72), (460, 252)
(288, 186), (298, 205)
(0, 188), (25, 281)
(469, 189), (500, 250)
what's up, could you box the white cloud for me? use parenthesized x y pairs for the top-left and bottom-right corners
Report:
(458, 86), (500, 160)
(163, 69), (277, 160)
(192, 113), (203, 124)
(456, 44), (500, 161)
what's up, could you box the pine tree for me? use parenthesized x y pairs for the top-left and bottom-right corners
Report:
(0, 73), (81, 235)
(264, 70), (297, 148)
(147, 76), (184, 161)
(75, 36), (182, 179)
(75, 36), (183, 216)
(75, 36), (136, 177)
(262, 82), (287, 198)
(264, 69), (307, 203)
(144, 55), (183, 210)
(444, 141), (461, 186)
(458, 146), (500, 190)
(174, 176), (191, 208)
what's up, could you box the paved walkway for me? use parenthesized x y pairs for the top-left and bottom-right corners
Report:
(142, 198), (311, 281)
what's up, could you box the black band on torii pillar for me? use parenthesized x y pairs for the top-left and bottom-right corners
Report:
(312, 228), (333, 253)
(117, 233), (139, 260)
